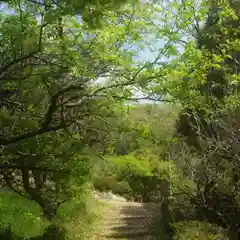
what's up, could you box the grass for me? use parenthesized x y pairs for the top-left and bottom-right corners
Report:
(63, 195), (107, 240)
(0, 191), (50, 239)
(0, 190), (106, 240)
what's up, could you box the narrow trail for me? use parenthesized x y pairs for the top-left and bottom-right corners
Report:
(91, 200), (170, 240)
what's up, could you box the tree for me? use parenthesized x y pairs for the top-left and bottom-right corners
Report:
(0, 0), (179, 229)
(176, 0), (240, 148)
(166, 0), (240, 237)
(1, 0), (130, 28)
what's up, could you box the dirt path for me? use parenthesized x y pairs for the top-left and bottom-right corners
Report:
(91, 200), (169, 240)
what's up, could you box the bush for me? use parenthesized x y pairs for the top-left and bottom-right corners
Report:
(172, 221), (229, 240)
(0, 192), (49, 239)
(0, 187), (100, 240)
(32, 225), (68, 240)
(115, 181), (132, 195)
(62, 193), (103, 239)
(93, 176), (132, 197)
(56, 198), (88, 224)
(93, 176), (118, 191)
(93, 152), (196, 202)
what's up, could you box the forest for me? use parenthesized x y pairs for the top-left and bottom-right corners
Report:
(0, 0), (240, 239)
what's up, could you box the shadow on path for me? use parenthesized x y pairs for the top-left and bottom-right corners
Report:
(101, 201), (171, 240)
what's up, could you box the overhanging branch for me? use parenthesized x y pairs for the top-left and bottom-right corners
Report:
(0, 164), (70, 173)
(0, 124), (63, 146)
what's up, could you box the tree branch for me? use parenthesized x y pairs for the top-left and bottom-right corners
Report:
(42, 84), (85, 126)
(111, 95), (173, 103)
(0, 51), (37, 76)
(0, 21), (46, 76)
(0, 124), (63, 146)
(0, 164), (70, 173)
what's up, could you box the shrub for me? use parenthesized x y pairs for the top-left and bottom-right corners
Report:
(32, 225), (68, 240)
(93, 176), (118, 191)
(62, 193), (103, 239)
(93, 152), (196, 202)
(0, 192), (49, 239)
(172, 221), (229, 240)
(93, 176), (132, 197)
(0, 187), (99, 240)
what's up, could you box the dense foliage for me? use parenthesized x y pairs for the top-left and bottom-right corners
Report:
(1, 0), (240, 239)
